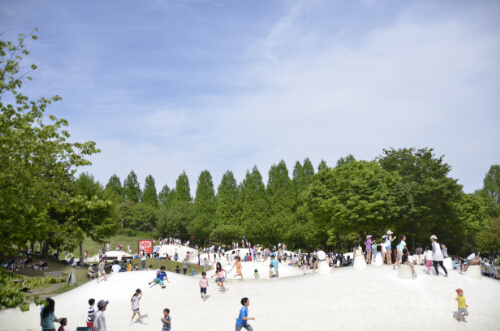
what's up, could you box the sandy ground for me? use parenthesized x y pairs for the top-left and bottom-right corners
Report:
(1, 263), (499, 331)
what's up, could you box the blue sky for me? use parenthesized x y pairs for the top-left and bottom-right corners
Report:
(2, 0), (499, 194)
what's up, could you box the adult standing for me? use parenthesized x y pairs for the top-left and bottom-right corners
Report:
(97, 258), (107, 283)
(93, 300), (109, 331)
(430, 235), (448, 277)
(140, 250), (147, 270)
(182, 257), (190, 275)
(385, 230), (396, 265)
(40, 298), (63, 331)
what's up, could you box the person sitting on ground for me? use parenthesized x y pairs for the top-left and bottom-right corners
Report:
(149, 266), (170, 289)
(175, 265), (181, 274)
(88, 264), (97, 279)
(38, 258), (48, 268)
(460, 249), (481, 274)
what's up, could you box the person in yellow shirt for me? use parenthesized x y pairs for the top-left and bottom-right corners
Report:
(126, 260), (132, 272)
(455, 289), (469, 322)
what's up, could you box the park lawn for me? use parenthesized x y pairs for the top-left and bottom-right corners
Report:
(70, 234), (156, 259)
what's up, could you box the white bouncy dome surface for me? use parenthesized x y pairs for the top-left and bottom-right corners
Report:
(1, 262), (499, 331)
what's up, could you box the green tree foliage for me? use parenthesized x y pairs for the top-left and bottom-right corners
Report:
(476, 165), (500, 217)
(123, 170), (142, 203)
(210, 224), (243, 245)
(104, 174), (124, 203)
(118, 201), (158, 235)
(158, 184), (171, 208)
(192, 170), (217, 243)
(157, 201), (193, 240)
(215, 171), (240, 226)
(476, 165), (500, 252)
(0, 30), (99, 310)
(73, 173), (120, 261)
(336, 154), (356, 168)
(142, 174), (159, 209)
(240, 166), (269, 244)
(317, 159), (328, 172)
(267, 160), (296, 244)
(305, 161), (412, 246)
(174, 171), (192, 203)
(378, 148), (463, 250)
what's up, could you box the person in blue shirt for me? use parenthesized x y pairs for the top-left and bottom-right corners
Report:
(235, 297), (255, 331)
(40, 298), (63, 331)
(149, 266), (170, 289)
(270, 255), (279, 277)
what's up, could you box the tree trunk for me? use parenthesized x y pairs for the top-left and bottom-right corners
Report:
(79, 241), (84, 266)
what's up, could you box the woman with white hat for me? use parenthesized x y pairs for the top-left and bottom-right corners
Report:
(385, 230), (396, 265)
(430, 235), (448, 277)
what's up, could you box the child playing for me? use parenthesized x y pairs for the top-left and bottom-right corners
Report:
(235, 297), (255, 331)
(401, 248), (417, 278)
(393, 234), (407, 270)
(254, 269), (260, 279)
(57, 318), (67, 331)
(455, 289), (469, 322)
(130, 288), (147, 324)
(211, 262), (227, 294)
(149, 266), (170, 289)
(161, 308), (171, 331)
(230, 256), (245, 281)
(199, 272), (209, 301)
(423, 246), (434, 274)
(86, 298), (95, 329)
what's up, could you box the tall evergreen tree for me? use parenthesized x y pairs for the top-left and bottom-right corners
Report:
(240, 166), (269, 244)
(104, 174), (124, 203)
(142, 174), (159, 208)
(123, 170), (142, 203)
(215, 171), (240, 226)
(175, 171), (192, 203)
(158, 184), (171, 208)
(336, 154), (356, 168)
(267, 160), (296, 244)
(318, 159), (328, 172)
(193, 170), (217, 243)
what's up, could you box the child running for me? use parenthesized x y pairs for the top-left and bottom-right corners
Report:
(455, 289), (469, 322)
(235, 297), (255, 331)
(130, 288), (147, 324)
(230, 256), (245, 281)
(211, 262), (227, 294)
(161, 308), (171, 331)
(149, 266), (170, 289)
(199, 272), (209, 301)
(423, 246), (434, 274)
(254, 269), (260, 279)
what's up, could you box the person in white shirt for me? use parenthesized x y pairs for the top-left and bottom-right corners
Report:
(423, 246), (434, 274)
(460, 249), (481, 274)
(93, 300), (108, 331)
(430, 235), (448, 277)
(111, 261), (121, 274)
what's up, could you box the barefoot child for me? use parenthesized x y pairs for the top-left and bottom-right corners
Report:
(211, 262), (227, 294)
(199, 272), (209, 301)
(254, 269), (260, 279)
(455, 289), (469, 322)
(235, 297), (255, 331)
(161, 308), (171, 331)
(423, 246), (433, 274)
(230, 256), (245, 281)
(130, 289), (147, 325)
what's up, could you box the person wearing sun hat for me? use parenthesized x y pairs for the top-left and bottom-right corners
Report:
(430, 235), (448, 277)
(385, 230), (396, 265)
(365, 235), (375, 264)
(93, 300), (109, 331)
